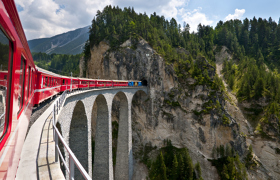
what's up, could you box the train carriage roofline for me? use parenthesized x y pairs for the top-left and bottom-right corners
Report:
(112, 80), (129, 82)
(79, 77), (92, 80)
(36, 66), (62, 77)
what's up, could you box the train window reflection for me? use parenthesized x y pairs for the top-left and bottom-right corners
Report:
(45, 77), (48, 87)
(18, 56), (26, 114)
(27, 67), (30, 98)
(0, 28), (11, 138)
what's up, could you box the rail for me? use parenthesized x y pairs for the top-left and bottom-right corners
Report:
(52, 90), (91, 180)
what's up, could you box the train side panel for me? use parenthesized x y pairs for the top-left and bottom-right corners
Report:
(0, 1), (37, 178)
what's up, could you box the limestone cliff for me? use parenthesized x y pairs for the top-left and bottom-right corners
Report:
(81, 39), (279, 179)
(215, 46), (280, 180)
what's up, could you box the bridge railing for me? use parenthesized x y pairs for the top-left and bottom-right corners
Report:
(52, 91), (91, 180)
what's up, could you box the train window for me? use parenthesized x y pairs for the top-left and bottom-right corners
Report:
(45, 77), (48, 87)
(29, 70), (32, 96)
(27, 67), (30, 99)
(41, 76), (43, 88)
(0, 28), (12, 140)
(18, 56), (26, 114)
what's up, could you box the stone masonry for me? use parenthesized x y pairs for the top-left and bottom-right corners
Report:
(56, 87), (148, 180)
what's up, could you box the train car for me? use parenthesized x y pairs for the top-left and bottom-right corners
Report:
(113, 80), (128, 87)
(0, 1), (37, 178)
(135, 81), (141, 86)
(79, 78), (90, 89)
(60, 75), (71, 92)
(128, 81), (134, 86)
(34, 67), (61, 105)
(89, 79), (96, 88)
(128, 80), (142, 87)
(72, 77), (79, 90)
(96, 79), (113, 87)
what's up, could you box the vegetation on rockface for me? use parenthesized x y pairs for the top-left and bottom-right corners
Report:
(222, 54), (280, 137)
(141, 140), (203, 180)
(244, 145), (258, 169)
(32, 52), (81, 77)
(255, 102), (280, 139)
(210, 144), (248, 180)
(218, 18), (280, 139)
(83, 5), (217, 71)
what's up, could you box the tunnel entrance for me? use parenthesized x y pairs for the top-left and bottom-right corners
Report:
(141, 79), (148, 86)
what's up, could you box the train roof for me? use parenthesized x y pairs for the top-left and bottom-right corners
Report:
(36, 66), (61, 77)
(112, 80), (128, 82)
(79, 77), (93, 80)
(96, 79), (113, 81)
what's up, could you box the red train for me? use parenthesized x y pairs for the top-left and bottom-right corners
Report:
(33, 67), (131, 105)
(0, 1), (143, 179)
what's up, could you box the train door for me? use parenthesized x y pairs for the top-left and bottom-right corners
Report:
(70, 79), (72, 92)
(41, 76), (43, 88)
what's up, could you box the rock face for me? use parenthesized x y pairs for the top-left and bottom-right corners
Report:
(215, 46), (280, 180)
(82, 39), (279, 179)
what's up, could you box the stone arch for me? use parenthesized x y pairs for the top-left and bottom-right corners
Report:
(131, 90), (149, 126)
(69, 100), (88, 179)
(112, 92), (130, 180)
(132, 90), (148, 104)
(92, 94), (113, 179)
(131, 90), (149, 179)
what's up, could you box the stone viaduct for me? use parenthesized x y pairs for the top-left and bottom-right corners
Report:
(56, 87), (148, 180)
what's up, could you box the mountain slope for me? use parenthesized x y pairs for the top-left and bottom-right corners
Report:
(28, 26), (89, 55)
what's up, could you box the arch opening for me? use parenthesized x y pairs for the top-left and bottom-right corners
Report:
(92, 94), (112, 179)
(69, 100), (88, 179)
(131, 90), (149, 177)
(112, 92), (129, 180)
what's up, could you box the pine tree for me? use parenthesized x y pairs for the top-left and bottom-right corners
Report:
(194, 162), (203, 180)
(253, 77), (265, 99)
(159, 152), (168, 180)
(171, 154), (178, 180)
(178, 154), (185, 179)
(184, 149), (194, 180)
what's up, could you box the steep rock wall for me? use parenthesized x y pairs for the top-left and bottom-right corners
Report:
(84, 39), (253, 179)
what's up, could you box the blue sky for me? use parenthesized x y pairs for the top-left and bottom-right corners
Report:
(15, 0), (280, 40)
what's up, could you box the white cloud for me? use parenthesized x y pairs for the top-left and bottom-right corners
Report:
(181, 7), (213, 32)
(16, 0), (113, 40)
(225, 9), (245, 21)
(160, 0), (186, 19)
(114, 0), (189, 19)
(15, 0), (191, 40)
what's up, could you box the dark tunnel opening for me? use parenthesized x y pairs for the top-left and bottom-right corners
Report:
(141, 79), (147, 86)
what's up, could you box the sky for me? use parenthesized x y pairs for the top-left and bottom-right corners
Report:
(15, 0), (280, 40)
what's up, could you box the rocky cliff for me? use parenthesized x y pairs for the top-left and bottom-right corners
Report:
(81, 39), (280, 179)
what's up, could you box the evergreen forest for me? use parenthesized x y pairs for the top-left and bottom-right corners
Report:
(32, 52), (81, 77)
